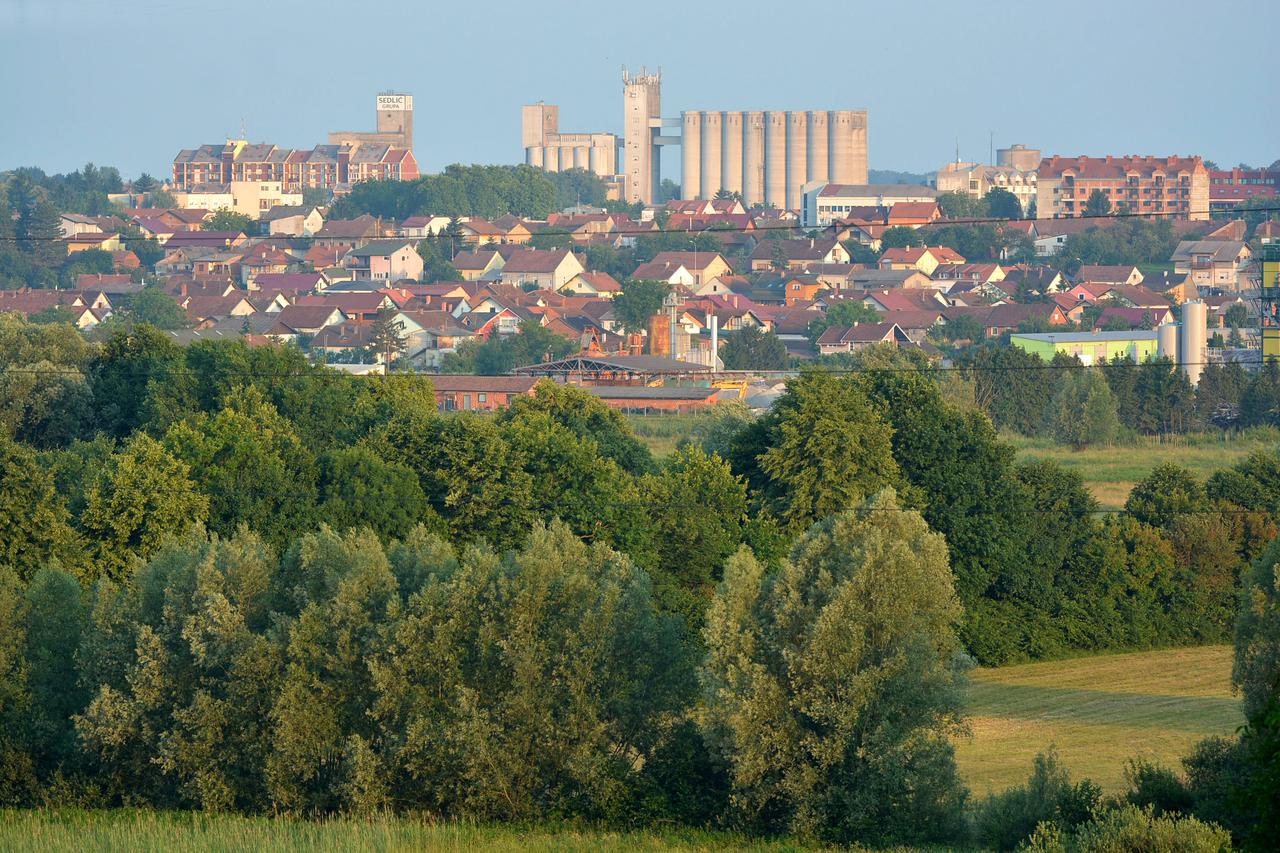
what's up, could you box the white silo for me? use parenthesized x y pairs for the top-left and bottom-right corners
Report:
(1157, 323), (1178, 360)
(1179, 300), (1208, 386)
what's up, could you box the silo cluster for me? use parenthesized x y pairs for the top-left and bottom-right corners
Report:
(680, 110), (868, 208)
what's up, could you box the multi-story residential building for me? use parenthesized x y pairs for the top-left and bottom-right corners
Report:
(1208, 167), (1280, 215)
(935, 161), (1037, 213)
(174, 140), (418, 193)
(1036, 155), (1210, 221)
(1171, 240), (1253, 292)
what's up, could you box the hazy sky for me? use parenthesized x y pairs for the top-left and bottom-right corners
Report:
(2, 0), (1277, 181)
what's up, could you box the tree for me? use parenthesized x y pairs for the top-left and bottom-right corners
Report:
(0, 435), (81, 580)
(719, 325), (787, 370)
(701, 489), (968, 844)
(79, 433), (208, 581)
(17, 196), (64, 270)
(1235, 535), (1280, 719)
(440, 321), (575, 375)
(368, 307), (407, 367)
(1047, 369), (1119, 449)
(1124, 463), (1206, 530)
(318, 446), (432, 542)
(642, 445), (748, 614)
(201, 208), (253, 234)
(132, 173), (157, 194)
(1020, 804), (1232, 852)
(1225, 302), (1249, 331)
(1084, 189), (1112, 218)
(501, 380), (653, 474)
(806, 300), (882, 345)
(612, 279), (670, 335)
(936, 190), (983, 219)
(985, 187), (1023, 220)
(878, 225), (924, 249)
(736, 371), (901, 532)
(126, 288), (187, 330)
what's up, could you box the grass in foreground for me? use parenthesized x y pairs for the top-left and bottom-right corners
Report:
(956, 645), (1243, 795)
(1007, 429), (1276, 509)
(0, 810), (946, 852)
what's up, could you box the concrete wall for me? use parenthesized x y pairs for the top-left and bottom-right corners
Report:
(743, 111), (765, 207)
(807, 111), (829, 186)
(786, 112), (809, 211)
(722, 111), (744, 197)
(682, 113), (702, 202)
(764, 112), (787, 209)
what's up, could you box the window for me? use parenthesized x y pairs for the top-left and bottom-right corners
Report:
(477, 393), (487, 403)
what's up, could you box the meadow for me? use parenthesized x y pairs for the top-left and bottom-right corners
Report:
(955, 645), (1243, 794)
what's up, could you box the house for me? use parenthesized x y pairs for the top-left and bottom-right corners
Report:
(310, 323), (377, 360)
(1092, 306), (1174, 330)
(1171, 240), (1253, 291)
(294, 292), (395, 323)
(270, 304), (348, 337)
(879, 309), (944, 342)
(878, 246), (965, 276)
(0, 289), (102, 329)
(849, 268), (935, 291)
(1000, 265), (1066, 298)
(253, 272), (324, 298)
(497, 249), (585, 290)
(1033, 217), (1116, 256)
(396, 310), (478, 367)
(452, 250), (504, 281)
(430, 376), (540, 412)
(647, 252), (733, 286)
(1075, 265), (1144, 286)
(345, 239), (423, 282)
(749, 238), (850, 271)
(631, 260), (694, 287)
(861, 289), (947, 314)
(559, 271), (622, 298)
(313, 215), (383, 247)
(816, 322), (914, 354)
(400, 215), (453, 238)
(66, 232), (122, 254)
(182, 294), (257, 325)
(457, 218), (505, 245)
(262, 205), (324, 237)
(164, 231), (245, 251)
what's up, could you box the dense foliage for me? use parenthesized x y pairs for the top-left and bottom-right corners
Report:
(0, 317), (1274, 846)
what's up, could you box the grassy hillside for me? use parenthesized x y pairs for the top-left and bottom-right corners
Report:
(956, 645), (1242, 794)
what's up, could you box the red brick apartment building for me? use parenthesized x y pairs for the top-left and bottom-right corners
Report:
(1036, 155), (1210, 220)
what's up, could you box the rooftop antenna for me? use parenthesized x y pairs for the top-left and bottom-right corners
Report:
(955, 137), (960, 166)
(240, 117), (247, 140)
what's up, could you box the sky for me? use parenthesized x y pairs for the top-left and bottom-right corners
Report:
(2, 0), (1277, 182)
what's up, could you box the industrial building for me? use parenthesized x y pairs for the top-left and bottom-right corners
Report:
(329, 93), (414, 154)
(522, 70), (870, 208)
(1010, 300), (1208, 384)
(680, 108), (868, 210)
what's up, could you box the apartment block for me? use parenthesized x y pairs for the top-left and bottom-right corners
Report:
(1036, 155), (1210, 221)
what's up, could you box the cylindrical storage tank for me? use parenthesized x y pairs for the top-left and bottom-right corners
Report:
(544, 146), (561, 172)
(682, 112), (702, 200)
(786, 112), (809, 212)
(1179, 300), (1208, 386)
(527, 146), (544, 169)
(573, 146), (589, 170)
(588, 144), (602, 177)
(764, 112), (787, 209)
(743, 111), (765, 207)
(721, 112), (744, 198)
(701, 111), (723, 200)
(829, 111), (857, 184)
(850, 111), (869, 183)
(806, 111), (829, 185)
(1157, 323), (1178, 360)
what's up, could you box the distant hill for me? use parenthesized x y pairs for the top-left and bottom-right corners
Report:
(868, 169), (932, 186)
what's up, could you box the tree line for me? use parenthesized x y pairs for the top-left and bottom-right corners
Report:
(0, 316), (1278, 845)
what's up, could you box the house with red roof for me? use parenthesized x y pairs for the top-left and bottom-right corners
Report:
(497, 249), (584, 289)
(878, 246), (965, 276)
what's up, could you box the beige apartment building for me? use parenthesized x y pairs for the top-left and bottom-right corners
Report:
(935, 161), (1037, 212)
(1036, 155), (1210, 220)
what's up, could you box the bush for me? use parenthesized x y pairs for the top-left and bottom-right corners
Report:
(1124, 759), (1194, 817)
(971, 751), (1102, 851)
(1021, 804), (1233, 852)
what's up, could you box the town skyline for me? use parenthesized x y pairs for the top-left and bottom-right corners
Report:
(2, 0), (1277, 179)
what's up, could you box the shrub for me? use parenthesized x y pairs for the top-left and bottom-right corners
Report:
(971, 751), (1102, 851)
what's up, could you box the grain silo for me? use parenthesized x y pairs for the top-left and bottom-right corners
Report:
(701, 111), (723, 198)
(743, 111), (765, 206)
(721, 111), (744, 198)
(807, 111), (829, 185)
(786, 112), (809, 211)
(764, 112), (788, 209)
(682, 113), (702, 203)
(1179, 300), (1208, 386)
(1157, 323), (1178, 360)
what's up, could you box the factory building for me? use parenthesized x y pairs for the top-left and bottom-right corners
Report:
(522, 102), (620, 185)
(680, 109), (868, 208)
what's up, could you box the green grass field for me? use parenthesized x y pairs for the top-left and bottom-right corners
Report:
(0, 810), (886, 852)
(1007, 431), (1276, 509)
(955, 645), (1243, 795)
